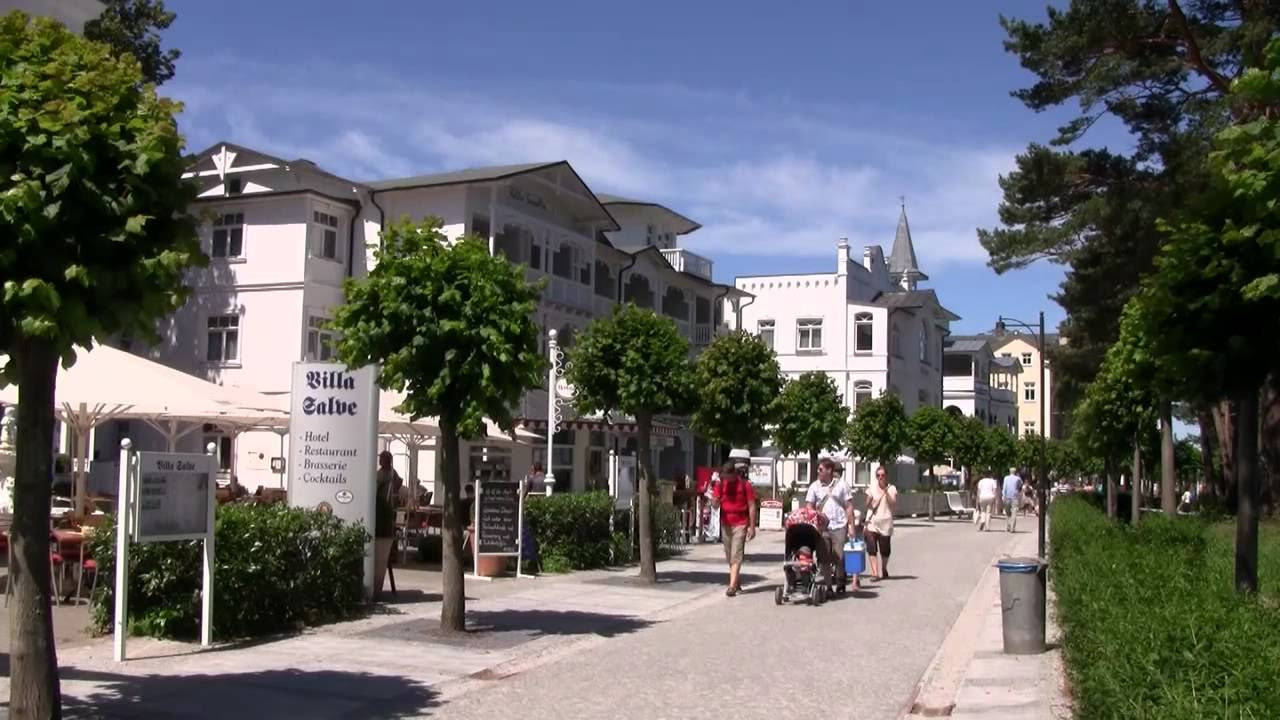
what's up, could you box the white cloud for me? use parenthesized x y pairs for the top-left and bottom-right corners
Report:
(166, 57), (1015, 269)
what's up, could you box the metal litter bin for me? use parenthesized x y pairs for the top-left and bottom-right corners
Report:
(995, 557), (1047, 654)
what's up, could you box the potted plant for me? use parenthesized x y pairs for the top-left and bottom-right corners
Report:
(373, 491), (396, 595)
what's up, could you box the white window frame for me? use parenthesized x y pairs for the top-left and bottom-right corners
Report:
(795, 459), (810, 485)
(1024, 382), (1037, 402)
(1021, 352), (1033, 366)
(796, 318), (823, 352)
(919, 321), (929, 363)
(306, 315), (337, 361)
(891, 323), (902, 358)
(206, 313), (241, 365)
(1023, 420), (1037, 436)
(758, 319), (775, 350)
(854, 312), (873, 353)
(312, 208), (343, 262)
(853, 380), (873, 409)
(211, 212), (245, 260)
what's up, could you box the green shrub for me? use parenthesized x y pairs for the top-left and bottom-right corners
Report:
(1051, 496), (1280, 719)
(525, 491), (615, 571)
(88, 503), (368, 641)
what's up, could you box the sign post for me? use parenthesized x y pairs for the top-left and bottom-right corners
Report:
(468, 476), (531, 580)
(288, 363), (379, 598)
(114, 440), (216, 662)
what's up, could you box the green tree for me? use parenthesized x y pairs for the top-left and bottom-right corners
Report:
(567, 305), (693, 583)
(0, 14), (201, 717)
(1014, 434), (1041, 478)
(951, 415), (990, 499)
(981, 427), (1019, 481)
(772, 372), (847, 484)
(84, 0), (180, 85)
(846, 393), (908, 482)
(691, 330), (782, 450)
(909, 406), (957, 521)
(1138, 40), (1280, 591)
(331, 220), (544, 630)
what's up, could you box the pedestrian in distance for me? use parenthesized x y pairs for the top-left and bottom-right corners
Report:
(864, 466), (898, 580)
(1002, 467), (1022, 533)
(711, 456), (757, 597)
(975, 472), (998, 531)
(804, 457), (857, 593)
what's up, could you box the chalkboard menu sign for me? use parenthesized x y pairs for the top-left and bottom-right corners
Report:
(477, 480), (521, 555)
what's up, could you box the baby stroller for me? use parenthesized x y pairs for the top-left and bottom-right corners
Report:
(775, 507), (829, 606)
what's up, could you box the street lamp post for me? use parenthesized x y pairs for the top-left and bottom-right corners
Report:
(997, 312), (1047, 560)
(546, 328), (564, 496)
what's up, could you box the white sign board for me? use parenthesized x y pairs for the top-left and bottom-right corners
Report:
(615, 456), (637, 510)
(759, 499), (784, 531)
(747, 457), (775, 487)
(288, 363), (379, 596)
(135, 452), (213, 542)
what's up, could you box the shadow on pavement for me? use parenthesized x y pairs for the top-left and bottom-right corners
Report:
(466, 609), (654, 639)
(52, 664), (439, 719)
(875, 575), (919, 581)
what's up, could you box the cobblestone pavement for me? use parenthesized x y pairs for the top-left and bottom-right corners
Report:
(441, 520), (1016, 720)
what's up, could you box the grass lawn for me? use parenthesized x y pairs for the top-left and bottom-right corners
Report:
(1209, 517), (1280, 602)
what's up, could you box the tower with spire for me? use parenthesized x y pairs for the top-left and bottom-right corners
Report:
(887, 200), (927, 291)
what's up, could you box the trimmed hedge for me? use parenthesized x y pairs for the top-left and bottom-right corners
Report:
(525, 490), (618, 573)
(88, 503), (368, 640)
(1051, 495), (1280, 719)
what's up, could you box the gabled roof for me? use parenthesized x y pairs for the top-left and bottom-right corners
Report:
(888, 206), (927, 282)
(596, 193), (701, 235)
(363, 162), (560, 191)
(872, 289), (961, 321)
(992, 355), (1024, 372)
(623, 245), (748, 300)
(944, 337), (990, 353)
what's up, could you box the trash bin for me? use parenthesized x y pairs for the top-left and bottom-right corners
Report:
(995, 556), (1047, 654)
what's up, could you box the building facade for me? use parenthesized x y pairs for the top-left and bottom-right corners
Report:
(989, 333), (1058, 439)
(729, 208), (958, 489)
(942, 336), (1020, 431)
(101, 143), (742, 494)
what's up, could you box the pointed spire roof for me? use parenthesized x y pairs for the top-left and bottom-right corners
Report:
(888, 201), (927, 284)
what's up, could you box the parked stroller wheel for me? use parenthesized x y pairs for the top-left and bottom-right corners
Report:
(807, 588), (817, 606)
(816, 585), (827, 605)
(837, 583), (847, 597)
(774, 587), (784, 605)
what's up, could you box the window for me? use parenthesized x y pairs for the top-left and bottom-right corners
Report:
(226, 178), (243, 195)
(1021, 352), (1033, 366)
(211, 212), (244, 259)
(796, 459), (810, 485)
(854, 462), (871, 487)
(797, 318), (823, 351)
(645, 224), (656, 246)
(206, 315), (240, 363)
(471, 214), (491, 240)
(527, 228), (545, 271)
(306, 316), (336, 361)
(854, 312), (873, 352)
(1001, 352), (1012, 358)
(853, 380), (873, 408)
(1023, 420), (1036, 436)
(918, 389), (929, 404)
(758, 319), (775, 350)
(313, 210), (341, 260)
(919, 321), (929, 363)
(891, 323), (902, 357)
(1023, 382), (1037, 402)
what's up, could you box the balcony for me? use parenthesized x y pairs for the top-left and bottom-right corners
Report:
(661, 248), (713, 281)
(693, 324), (713, 347)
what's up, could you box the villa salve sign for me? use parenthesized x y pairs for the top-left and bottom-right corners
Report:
(287, 364), (379, 534)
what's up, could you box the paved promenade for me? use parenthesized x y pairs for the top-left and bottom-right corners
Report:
(3, 518), (1036, 719)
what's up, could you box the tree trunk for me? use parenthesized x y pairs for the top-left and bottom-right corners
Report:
(1197, 408), (1218, 498)
(1213, 400), (1237, 508)
(1259, 375), (1280, 515)
(928, 466), (936, 521)
(438, 420), (466, 631)
(11, 337), (63, 719)
(1235, 391), (1261, 594)
(1131, 441), (1142, 525)
(1160, 401), (1176, 515)
(636, 412), (657, 583)
(808, 448), (818, 484)
(1105, 463), (1118, 520)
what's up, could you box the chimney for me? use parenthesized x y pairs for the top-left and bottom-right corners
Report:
(837, 237), (850, 277)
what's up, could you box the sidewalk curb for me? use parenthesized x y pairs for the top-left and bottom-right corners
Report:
(898, 530), (1022, 719)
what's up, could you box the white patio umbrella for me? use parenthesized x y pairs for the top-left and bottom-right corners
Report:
(0, 343), (287, 515)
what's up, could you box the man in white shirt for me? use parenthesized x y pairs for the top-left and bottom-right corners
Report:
(805, 458), (856, 590)
(1002, 468), (1022, 533)
(975, 474), (998, 531)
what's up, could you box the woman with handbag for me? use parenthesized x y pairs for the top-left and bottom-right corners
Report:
(864, 465), (898, 580)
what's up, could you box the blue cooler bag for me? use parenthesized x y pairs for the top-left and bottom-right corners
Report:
(844, 540), (866, 576)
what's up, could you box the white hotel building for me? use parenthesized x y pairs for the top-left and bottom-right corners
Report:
(729, 208), (959, 488)
(98, 142), (743, 494)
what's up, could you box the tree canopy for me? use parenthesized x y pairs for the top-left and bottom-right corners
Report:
(691, 330), (782, 449)
(772, 372), (847, 483)
(846, 393), (908, 468)
(84, 0), (180, 85)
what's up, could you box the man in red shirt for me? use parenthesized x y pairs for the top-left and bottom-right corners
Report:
(712, 456), (757, 596)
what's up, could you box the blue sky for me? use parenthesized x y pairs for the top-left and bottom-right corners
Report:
(162, 1), (1133, 335)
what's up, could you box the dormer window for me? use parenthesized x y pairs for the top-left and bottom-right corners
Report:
(225, 177), (243, 195)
